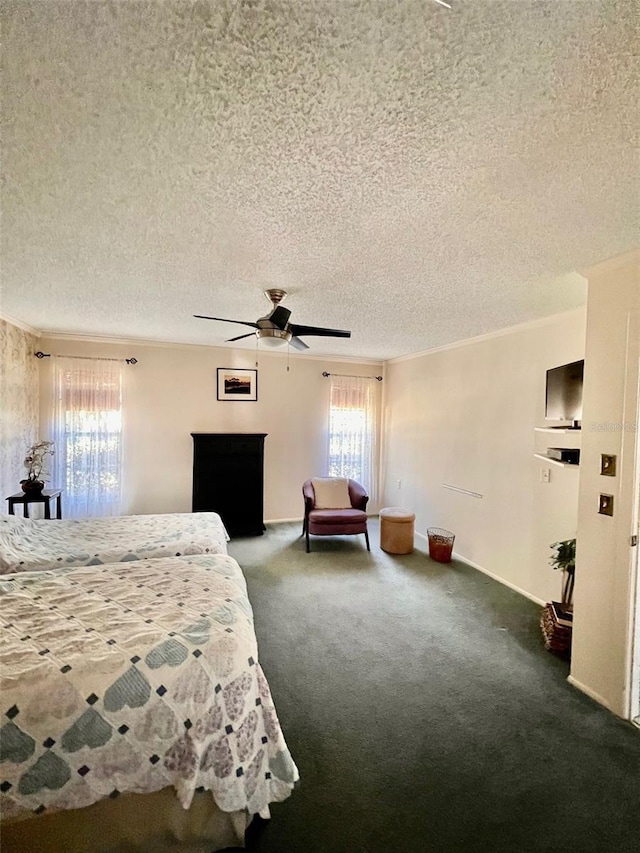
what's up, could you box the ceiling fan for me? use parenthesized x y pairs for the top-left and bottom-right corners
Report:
(194, 289), (351, 351)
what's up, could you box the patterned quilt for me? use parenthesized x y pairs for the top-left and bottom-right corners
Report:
(0, 512), (229, 575)
(0, 554), (298, 819)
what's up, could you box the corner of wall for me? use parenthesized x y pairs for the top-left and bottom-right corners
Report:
(0, 319), (40, 503)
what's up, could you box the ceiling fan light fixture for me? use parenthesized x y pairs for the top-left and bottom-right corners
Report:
(257, 328), (292, 347)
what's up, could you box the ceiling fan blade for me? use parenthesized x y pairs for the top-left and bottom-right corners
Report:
(226, 332), (257, 343)
(194, 315), (259, 329)
(268, 305), (292, 329)
(289, 336), (309, 351)
(288, 323), (351, 339)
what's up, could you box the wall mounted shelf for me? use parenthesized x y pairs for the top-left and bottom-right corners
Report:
(534, 453), (580, 468)
(534, 426), (581, 467)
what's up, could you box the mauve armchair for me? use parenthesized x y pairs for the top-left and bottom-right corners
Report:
(302, 478), (370, 553)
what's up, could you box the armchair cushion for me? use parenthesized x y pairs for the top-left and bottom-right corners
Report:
(308, 508), (368, 526)
(310, 477), (351, 509)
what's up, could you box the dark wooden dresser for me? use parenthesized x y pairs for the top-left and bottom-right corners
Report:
(191, 433), (267, 537)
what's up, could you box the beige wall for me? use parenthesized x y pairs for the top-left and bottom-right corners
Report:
(381, 309), (586, 606)
(571, 252), (639, 717)
(38, 337), (383, 520)
(0, 319), (40, 503)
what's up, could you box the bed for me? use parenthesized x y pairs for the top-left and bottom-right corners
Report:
(0, 553), (298, 851)
(0, 512), (230, 575)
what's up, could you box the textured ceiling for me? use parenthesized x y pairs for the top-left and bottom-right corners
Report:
(1, 0), (637, 360)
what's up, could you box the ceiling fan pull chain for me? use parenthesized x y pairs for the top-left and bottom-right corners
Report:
(287, 343), (290, 372)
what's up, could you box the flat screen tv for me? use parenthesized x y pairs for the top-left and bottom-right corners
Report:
(545, 359), (584, 427)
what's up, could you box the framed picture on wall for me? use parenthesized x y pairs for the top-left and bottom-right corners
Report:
(217, 368), (258, 401)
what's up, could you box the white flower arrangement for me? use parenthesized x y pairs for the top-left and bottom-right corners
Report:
(22, 440), (55, 484)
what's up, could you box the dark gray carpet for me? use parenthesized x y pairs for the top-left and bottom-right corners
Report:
(228, 520), (640, 853)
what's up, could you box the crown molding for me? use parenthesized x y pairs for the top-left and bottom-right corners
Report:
(0, 311), (41, 336)
(385, 307), (587, 365)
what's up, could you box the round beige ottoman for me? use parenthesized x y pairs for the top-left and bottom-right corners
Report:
(380, 506), (415, 554)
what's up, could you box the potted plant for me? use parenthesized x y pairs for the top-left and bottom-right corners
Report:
(21, 440), (55, 493)
(549, 538), (576, 611)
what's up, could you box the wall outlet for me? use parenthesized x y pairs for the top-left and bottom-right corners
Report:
(397, 479), (402, 489)
(540, 468), (551, 483)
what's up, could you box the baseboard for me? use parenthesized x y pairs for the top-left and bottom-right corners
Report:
(415, 531), (546, 607)
(566, 676), (615, 714)
(264, 517), (302, 525)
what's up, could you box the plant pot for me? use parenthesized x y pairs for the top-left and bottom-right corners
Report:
(20, 479), (45, 494)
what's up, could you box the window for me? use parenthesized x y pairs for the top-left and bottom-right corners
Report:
(52, 358), (123, 517)
(328, 375), (377, 501)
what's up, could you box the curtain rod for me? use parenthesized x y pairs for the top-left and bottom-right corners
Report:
(35, 351), (138, 364)
(321, 371), (382, 381)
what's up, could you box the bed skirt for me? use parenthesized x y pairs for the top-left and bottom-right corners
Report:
(1, 786), (250, 852)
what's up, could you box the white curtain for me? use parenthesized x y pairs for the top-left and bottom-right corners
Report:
(328, 375), (378, 504)
(52, 358), (124, 518)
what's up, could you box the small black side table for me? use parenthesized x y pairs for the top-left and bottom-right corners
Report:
(6, 489), (63, 519)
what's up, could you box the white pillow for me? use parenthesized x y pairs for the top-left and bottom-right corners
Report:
(311, 477), (351, 509)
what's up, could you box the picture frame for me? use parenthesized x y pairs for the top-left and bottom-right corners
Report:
(217, 368), (258, 402)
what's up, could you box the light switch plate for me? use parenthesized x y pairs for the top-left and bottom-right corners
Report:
(598, 494), (614, 516)
(600, 454), (617, 476)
